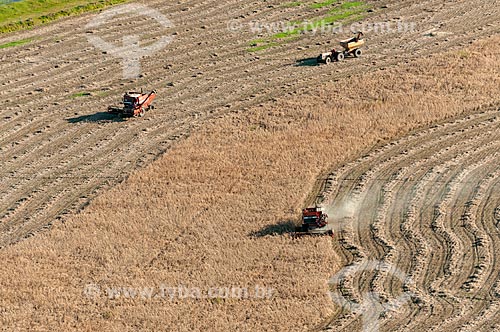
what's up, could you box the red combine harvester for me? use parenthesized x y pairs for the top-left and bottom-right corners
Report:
(295, 206), (334, 237)
(108, 90), (157, 117)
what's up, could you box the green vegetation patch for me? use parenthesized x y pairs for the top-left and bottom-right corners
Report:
(71, 91), (92, 98)
(310, 0), (364, 9)
(0, 0), (129, 34)
(282, 1), (302, 7)
(340, 1), (364, 9)
(269, 1), (367, 40)
(247, 41), (279, 52)
(310, 0), (336, 9)
(0, 37), (31, 48)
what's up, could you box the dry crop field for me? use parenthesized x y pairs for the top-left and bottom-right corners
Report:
(0, 0), (499, 331)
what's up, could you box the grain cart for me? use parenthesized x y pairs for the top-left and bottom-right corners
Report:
(317, 32), (365, 64)
(108, 90), (157, 117)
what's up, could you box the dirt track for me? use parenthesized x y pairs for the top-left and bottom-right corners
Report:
(0, 0), (498, 247)
(322, 105), (500, 331)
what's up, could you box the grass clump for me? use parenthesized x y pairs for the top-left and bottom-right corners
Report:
(71, 92), (92, 98)
(247, 42), (278, 52)
(0, 38), (31, 48)
(340, 1), (364, 9)
(310, 0), (336, 9)
(310, 0), (364, 9)
(457, 50), (470, 59)
(282, 1), (302, 7)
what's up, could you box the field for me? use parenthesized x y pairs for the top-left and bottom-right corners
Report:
(0, 0), (499, 331)
(322, 101), (500, 330)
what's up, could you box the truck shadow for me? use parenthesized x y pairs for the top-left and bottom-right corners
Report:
(250, 220), (297, 237)
(66, 112), (125, 123)
(295, 57), (319, 67)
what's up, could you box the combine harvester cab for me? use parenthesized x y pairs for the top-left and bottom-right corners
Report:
(108, 90), (157, 117)
(295, 206), (334, 237)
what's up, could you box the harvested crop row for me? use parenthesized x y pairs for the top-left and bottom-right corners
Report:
(323, 106), (500, 331)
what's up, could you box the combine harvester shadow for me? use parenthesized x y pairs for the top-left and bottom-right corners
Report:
(66, 112), (126, 123)
(250, 220), (296, 237)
